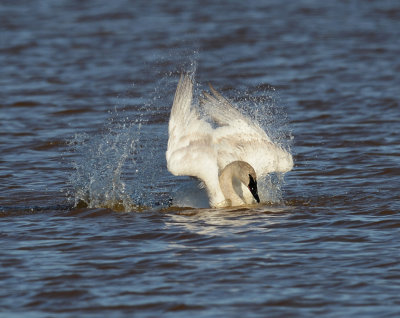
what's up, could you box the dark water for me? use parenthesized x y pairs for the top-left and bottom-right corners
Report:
(1, 0), (400, 317)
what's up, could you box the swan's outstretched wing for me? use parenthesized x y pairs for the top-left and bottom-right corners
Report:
(200, 83), (293, 177)
(166, 75), (221, 190)
(200, 83), (268, 139)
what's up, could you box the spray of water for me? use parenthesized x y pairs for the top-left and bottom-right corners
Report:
(68, 117), (137, 211)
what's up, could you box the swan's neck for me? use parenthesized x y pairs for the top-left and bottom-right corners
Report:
(218, 161), (254, 207)
(205, 179), (225, 208)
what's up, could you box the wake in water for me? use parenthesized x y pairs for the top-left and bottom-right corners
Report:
(67, 67), (293, 211)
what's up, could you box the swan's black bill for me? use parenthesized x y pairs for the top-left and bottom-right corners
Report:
(248, 174), (260, 203)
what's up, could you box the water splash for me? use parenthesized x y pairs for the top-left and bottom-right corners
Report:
(68, 117), (137, 211)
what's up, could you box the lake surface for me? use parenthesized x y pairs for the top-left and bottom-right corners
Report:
(1, 0), (400, 317)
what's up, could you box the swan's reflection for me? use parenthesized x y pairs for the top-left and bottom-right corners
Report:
(163, 204), (291, 237)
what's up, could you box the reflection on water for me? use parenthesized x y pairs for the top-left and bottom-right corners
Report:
(165, 206), (287, 236)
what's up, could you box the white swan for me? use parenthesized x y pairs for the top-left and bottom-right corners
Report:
(166, 74), (293, 208)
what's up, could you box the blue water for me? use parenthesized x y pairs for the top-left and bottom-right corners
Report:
(1, 0), (400, 317)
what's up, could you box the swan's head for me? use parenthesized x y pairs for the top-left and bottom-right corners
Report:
(237, 161), (260, 204)
(221, 160), (261, 205)
(247, 173), (260, 203)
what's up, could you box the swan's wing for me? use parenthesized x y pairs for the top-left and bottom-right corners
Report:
(200, 83), (268, 139)
(166, 74), (226, 206)
(167, 74), (208, 154)
(166, 74), (218, 180)
(200, 84), (293, 176)
(214, 129), (293, 177)
(168, 74), (194, 141)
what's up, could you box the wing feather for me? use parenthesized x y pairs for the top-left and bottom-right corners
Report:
(200, 84), (293, 176)
(166, 74), (218, 183)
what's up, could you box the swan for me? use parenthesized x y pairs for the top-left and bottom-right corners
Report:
(166, 74), (293, 208)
